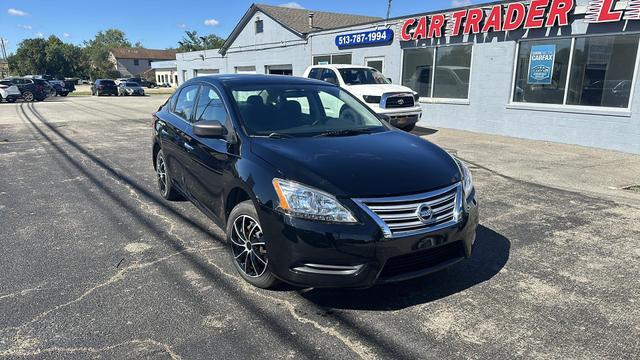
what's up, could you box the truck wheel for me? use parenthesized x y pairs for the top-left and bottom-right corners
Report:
(60, 92), (69, 97)
(401, 124), (416, 132)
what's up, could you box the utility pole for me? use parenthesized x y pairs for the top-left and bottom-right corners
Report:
(0, 37), (9, 76)
(386, 0), (393, 24)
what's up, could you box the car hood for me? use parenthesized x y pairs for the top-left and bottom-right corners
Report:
(345, 84), (415, 97)
(251, 130), (461, 198)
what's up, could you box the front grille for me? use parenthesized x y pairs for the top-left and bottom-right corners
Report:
(385, 95), (415, 108)
(355, 183), (461, 238)
(379, 241), (465, 279)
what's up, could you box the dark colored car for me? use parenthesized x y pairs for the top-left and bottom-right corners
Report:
(151, 75), (479, 289)
(91, 79), (118, 96)
(3, 77), (48, 102)
(125, 77), (157, 88)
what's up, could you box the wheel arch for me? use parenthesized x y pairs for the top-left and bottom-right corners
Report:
(152, 141), (161, 170)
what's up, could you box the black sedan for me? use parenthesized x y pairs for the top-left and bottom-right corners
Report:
(151, 75), (478, 289)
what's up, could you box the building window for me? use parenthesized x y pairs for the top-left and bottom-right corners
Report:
(513, 34), (640, 108)
(312, 54), (352, 65)
(255, 19), (264, 34)
(402, 44), (472, 99)
(134, 59), (139, 66)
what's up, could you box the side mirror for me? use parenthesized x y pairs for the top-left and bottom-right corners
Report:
(378, 114), (391, 122)
(387, 78), (393, 83)
(193, 120), (227, 138)
(322, 77), (338, 85)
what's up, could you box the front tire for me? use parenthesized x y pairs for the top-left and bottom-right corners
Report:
(227, 201), (279, 289)
(155, 149), (181, 201)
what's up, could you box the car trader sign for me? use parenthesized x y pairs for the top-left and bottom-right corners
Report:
(336, 29), (394, 49)
(400, 0), (640, 41)
(528, 44), (556, 84)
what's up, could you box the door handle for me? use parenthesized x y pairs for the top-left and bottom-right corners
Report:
(184, 143), (195, 152)
(160, 129), (169, 136)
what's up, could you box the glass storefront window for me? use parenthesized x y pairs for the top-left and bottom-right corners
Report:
(567, 35), (639, 108)
(402, 48), (434, 98)
(513, 35), (639, 108)
(402, 44), (472, 99)
(513, 38), (572, 105)
(434, 46), (472, 99)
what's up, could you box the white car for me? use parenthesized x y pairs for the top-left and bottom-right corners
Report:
(0, 80), (21, 103)
(303, 65), (422, 131)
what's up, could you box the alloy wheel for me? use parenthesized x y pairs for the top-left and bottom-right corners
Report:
(156, 155), (167, 196)
(23, 92), (34, 102)
(230, 215), (268, 278)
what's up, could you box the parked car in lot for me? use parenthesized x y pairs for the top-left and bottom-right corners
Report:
(118, 81), (145, 96)
(304, 65), (422, 132)
(117, 77), (157, 88)
(91, 79), (118, 96)
(0, 80), (21, 103)
(151, 75), (478, 289)
(3, 77), (49, 102)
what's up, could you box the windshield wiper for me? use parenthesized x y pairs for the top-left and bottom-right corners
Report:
(267, 132), (294, 139)
(313, 128), (375, 138)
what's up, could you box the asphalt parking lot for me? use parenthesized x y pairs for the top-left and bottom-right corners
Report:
(1, 96), (639, 359)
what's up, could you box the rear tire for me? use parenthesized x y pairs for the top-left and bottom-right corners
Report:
(155, 149), (181, 201)
(22, 91), (35, 102)
(227, 201), (279, 289)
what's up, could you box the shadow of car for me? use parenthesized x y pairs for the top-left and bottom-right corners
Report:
(297, 225), (510, 311)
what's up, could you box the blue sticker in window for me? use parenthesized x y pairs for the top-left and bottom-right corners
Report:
(528, 45), (556, 85)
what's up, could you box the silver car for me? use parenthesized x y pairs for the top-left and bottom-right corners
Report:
(118, 82), (145, 96)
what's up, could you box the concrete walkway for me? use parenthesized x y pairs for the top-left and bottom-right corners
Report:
(417, 127), (640, 207)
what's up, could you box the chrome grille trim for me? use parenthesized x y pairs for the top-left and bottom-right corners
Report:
(353, 183), (462, 239)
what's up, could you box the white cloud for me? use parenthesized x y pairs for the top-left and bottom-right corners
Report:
(178, 23), (187, 29)
(36, 32), (44, 38)
(451, 0), (472, 6)
(279, 2), (304, 9)
(63, 32), (70, 38)
(18, 24), (33, 30)
(8, 8), (27, 16)
(204, 18), (219, 26)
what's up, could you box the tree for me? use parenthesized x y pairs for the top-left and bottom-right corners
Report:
(7, 36), (87, 78)
(83, 29), (133, 79)
(177, 31), (225, 52)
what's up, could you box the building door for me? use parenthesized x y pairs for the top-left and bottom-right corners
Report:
(266, 64), (293, 76)
(236, 66), (257, 74)
(365, 57), (384, 73)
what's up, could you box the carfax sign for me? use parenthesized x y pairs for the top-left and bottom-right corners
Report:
(335, 29), (394, 49)
(528, 45), (556, 85)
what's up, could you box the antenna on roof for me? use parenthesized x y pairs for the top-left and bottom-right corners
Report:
(385, 0), (392, 24)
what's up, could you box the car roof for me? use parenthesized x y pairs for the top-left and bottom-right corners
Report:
(188, 74), (333, 87)
(310, 64), (374, 70)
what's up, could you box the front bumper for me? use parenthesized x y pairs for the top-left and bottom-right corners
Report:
(258, 189), (479, 288)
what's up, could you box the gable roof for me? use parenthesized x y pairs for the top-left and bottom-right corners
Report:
(220, 3), (382, 54)
(110, 48), (177, 60)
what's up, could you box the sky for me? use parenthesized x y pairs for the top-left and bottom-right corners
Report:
(0, 0), (478, 54)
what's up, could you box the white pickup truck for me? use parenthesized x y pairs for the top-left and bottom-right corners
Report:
(303, 65), (422, 131)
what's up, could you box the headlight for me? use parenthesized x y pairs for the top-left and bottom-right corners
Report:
(413, 93), (420, 102)
(363, 95), (381, 104)
(456, 159), (474, 195)
(272, 178), (357, 223)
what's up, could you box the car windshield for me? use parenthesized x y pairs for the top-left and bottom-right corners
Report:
(125, 82), (139, 87)
(338, 68), (390, 85)
(227, 84), (386, 137)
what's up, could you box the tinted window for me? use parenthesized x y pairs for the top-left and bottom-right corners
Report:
(100, 80), (116, 86)
(321, 69), (338, 83)
(308, 68), (321, 80)
(195, 86), (227, 122)
(173, 85), (200, 121)
(125, 82), (138, 86)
